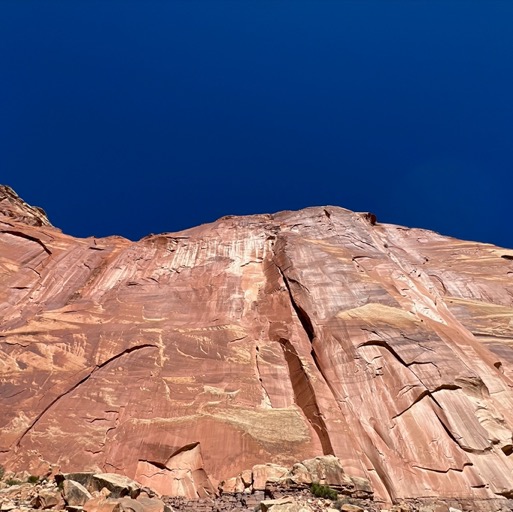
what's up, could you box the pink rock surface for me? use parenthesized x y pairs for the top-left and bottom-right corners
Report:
(1, 186), (513, 506)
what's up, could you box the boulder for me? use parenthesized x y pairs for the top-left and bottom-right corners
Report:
(61, 473), (96, 490)
(287, 463), (312, 485)
(252, 465), (289, 491)
(349, 476), (373, 498)
(63, 479), (93, 506)
(240, 470), (252, 488)
(219, 476), (244, 494)
(91, 474), (141, 499)
(297, 456), (354, 489)
(31, 489), (64, 509)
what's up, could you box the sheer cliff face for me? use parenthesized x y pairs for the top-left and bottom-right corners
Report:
(1, 185), (513, 504)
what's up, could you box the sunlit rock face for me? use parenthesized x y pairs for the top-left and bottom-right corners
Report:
(1, 185), (513, 506)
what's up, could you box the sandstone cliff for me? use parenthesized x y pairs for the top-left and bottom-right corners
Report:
(1, 185), (513, 508)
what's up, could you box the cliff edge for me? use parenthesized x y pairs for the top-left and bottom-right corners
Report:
(1, 187), (513, 509)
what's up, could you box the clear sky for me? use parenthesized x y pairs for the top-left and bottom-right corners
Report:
(1, 1), (512, 247)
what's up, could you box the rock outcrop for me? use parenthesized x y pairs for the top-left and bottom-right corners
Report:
(0, 471), (172, 512)
(1, 185), (513, 509)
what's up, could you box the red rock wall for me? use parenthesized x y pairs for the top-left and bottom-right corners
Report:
(1, 186), (513, 505)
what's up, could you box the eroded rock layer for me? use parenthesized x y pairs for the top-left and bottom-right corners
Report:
(1, 186), (513, 507)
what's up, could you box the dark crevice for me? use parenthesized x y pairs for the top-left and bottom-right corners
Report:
(15, 344), (157, 448)
(28, 266), (41, 277)
(412, 462), (472, 474)
(277, 267), (315, 343)
(358, 339), (416, 368)
(393, 385), (461, 419)
(393, 390), (431, 419)
(432, 408), (492, 455)
(278, 338), (334, 455)
(167, 442), (200, 461)
(359, 339), (472, 419)
(352, 255), (373, 261)
(358, 338), (443, 380)
(432, 412), (462, 449)
(285, 276), (311, 294)
(138, 459), (168, 470)
(501, 444), (513, 456)
(254, 346), (272, 406)
(495, 490), (513, 499)
(273, 262), (335, 455)
(1, 230), (52, 255)
(359, 212), (377, 226)
(1, 389), (26, 399)
(428, 274), (447, 295)
(272, 242), (394, 501)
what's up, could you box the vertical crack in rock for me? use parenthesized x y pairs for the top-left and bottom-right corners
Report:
(273, 263), (334, 455)
(15, 344), (157, 449)
(280, 273), (316, 343)
(102, 408), (123, 449)
(278, 337), (334, 455)
(254, 346), (273, 408)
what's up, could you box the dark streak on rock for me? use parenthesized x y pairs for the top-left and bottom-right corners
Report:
(1, 230), (52, 255)
(278, 337), (334, 456)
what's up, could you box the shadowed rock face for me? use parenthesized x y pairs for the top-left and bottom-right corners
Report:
(1, 185), (513, 506)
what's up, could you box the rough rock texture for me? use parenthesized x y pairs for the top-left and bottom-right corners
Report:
(1, 185), (513, 509)
(0, 473), (173, 512)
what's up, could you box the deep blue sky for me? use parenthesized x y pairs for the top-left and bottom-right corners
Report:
(1, 1), (512, 247)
